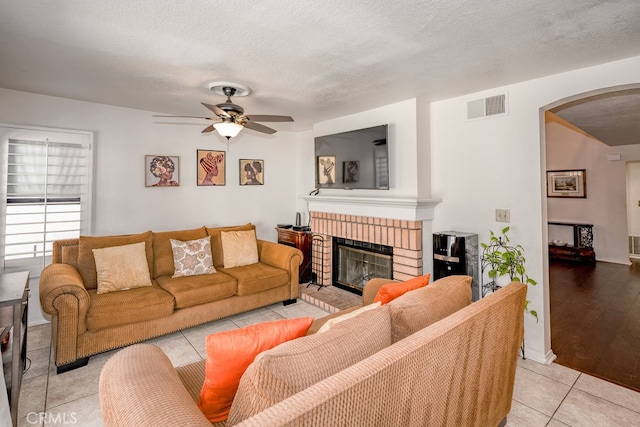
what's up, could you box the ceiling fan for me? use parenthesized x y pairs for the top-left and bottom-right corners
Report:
(153, 82), (293, 140)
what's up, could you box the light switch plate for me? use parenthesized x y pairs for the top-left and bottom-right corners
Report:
(496, 209), (510, 222)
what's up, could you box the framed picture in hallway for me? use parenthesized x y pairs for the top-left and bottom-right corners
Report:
(547, 169), (586, 198)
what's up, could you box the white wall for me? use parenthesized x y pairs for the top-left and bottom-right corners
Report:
(430, 55), (640, 364)
(546, 122), (639, 264)
(627, 161), (640, 239)
(0, 88), (299, 324)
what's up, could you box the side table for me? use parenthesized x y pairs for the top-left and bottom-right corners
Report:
(276, 228), (313, 283)
(0, 271), (29, 427)
(548, 221), (596, 263)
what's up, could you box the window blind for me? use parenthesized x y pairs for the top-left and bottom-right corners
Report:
(3, 138), (91, 273)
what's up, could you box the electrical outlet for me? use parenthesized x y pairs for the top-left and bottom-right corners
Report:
(496, 209), (510, 223)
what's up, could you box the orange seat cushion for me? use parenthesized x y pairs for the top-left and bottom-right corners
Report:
(373, 273), (431, 304)
(198, 317), (314, 422)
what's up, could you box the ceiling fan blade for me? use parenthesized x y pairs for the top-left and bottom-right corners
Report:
(243, 121), (277, 134)
(244, 115), (294, 122)
(153, 115), (213, 119)
(202, 124), (216, 133)
(201, 102), (230, 118)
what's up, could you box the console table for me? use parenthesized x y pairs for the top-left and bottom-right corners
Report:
(548, 221), (596, 263)
(276, 228), (313, 283)
(0, 271), (29, 427)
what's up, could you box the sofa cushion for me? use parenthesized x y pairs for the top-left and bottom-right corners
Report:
(316, 302), (382, 333)
(219, 262), (288, 296)
(93, 242), (153, 294)
(220, 230), (259, 268)
(152, 227), (208, 278)
(155, 272), (237, 309)
(170, 236), (217, 278)
(206, 223), (255, 268)
(306, 305), (362, 335)
(373, 273), (431, 304)
(60, 243), (79, 267)
(388, 274), (472, 343)
(86, 283), (175, 331)
(198, 317), (314, 423)
(228, 304), (392, 425)
(77, 231), (153, 290)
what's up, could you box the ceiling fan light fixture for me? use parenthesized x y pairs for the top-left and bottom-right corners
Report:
(208, 82), (251, 97)
(213, 121), (243, 139)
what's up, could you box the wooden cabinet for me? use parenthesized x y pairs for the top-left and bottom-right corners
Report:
(276, 228), (312, 283)
(0, 271), (29, 427)
(548, 222), (596, 264)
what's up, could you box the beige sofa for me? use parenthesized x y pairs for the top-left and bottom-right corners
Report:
(99, 276), (527, 427)
(39, 223), (303, 373)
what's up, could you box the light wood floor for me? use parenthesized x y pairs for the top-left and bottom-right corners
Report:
(550, 259), (640, 393)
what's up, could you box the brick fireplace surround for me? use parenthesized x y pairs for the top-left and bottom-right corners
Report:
(310, 211), (424, 286)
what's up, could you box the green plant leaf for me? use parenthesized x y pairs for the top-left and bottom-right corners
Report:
(482, 227), (537, 320)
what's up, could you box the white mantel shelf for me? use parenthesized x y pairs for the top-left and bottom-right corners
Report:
(301, 195), (441, 222)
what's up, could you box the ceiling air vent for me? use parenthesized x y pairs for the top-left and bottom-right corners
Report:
(467, 94), (507, 120)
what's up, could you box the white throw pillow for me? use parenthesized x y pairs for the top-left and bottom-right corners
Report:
(170, 236), (217, 278)
(317, 302), (382, 333)
(93, 242), (152, 294)
(220, 230), (259, 268)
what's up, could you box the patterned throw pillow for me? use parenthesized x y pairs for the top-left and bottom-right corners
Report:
(170, 236), (217, 278)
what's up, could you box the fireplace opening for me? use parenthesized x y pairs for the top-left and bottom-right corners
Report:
(332, 237), (393, 295)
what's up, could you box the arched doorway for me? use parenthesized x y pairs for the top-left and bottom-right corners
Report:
(541, 85), (640, 392)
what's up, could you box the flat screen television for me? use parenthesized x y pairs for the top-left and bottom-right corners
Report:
(314, 124), (389, 190)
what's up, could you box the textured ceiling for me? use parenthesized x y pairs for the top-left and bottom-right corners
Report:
(1, 0), (640, 139)
(551, 88), (640, 146)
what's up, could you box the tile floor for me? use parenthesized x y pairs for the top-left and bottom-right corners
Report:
(17, 299), (640, 426)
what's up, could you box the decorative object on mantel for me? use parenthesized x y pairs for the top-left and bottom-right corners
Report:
(197, 150), (225, 186)
(546, 169), (586, 198)
(152, 82), (293, 140)
(480, 227), (537, 320)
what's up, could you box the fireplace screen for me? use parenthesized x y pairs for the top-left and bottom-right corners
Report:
(334, 238), (392, 294)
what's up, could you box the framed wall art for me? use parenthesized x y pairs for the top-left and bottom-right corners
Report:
(145, 155), (179, 187)
(343, 160), (359, 183)
(239, 159), (264, 185)
(197, 150), (225, 186)
(317, 155), (336, 185)
(547, 169), (586, 198)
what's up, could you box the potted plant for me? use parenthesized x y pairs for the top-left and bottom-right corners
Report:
(481, 226), (538, 320)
